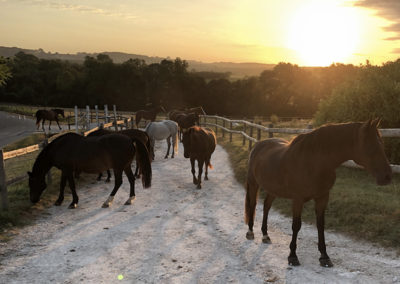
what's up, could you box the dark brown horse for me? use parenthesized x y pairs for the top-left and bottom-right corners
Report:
(135, 106), (166, 127)
(35, 109), (65, 131)
(88, 128), (153, 180)
(169, 106), (205, 125)
(28, 132), (152, 209)
(245, 119), (392, 267)
(182, 126), (217, 189)
(175, 112), (199, 141)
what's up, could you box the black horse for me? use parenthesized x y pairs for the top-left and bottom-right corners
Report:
(88, 128), (153, 181)
(35, 109), (65, 131)
(28, 132), (152, 209)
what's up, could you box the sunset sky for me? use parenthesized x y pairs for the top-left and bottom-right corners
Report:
(1, 0), (400, 66)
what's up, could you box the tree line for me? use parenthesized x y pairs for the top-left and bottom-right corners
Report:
(0, 52), (360, 117)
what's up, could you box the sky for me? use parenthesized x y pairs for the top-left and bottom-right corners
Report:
(1, 0), (400, 66)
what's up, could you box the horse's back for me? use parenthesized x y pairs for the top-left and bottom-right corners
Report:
(190, 126), (216, 155)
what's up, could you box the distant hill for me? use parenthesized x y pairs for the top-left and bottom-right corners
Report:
(0, 46), (274, 78)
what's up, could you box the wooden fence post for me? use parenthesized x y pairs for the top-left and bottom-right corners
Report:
(215, 117), (218, 135)
(95, 105), (99, 126)
(257, 122), (261, 141)
(104, 104), (109, 123)
(249, 123), (254, 150)
(222, 120), (225, 138)
(269, 123), (274, 138)
(229, 122), (232, 142)
(0, 150), (9, 211)
(86, 105), (90, 130)
(131, 116), (135, 129)
(243, 123), (247, 146)
(74, 106), (78, 133)
(113, 105), (118, 131)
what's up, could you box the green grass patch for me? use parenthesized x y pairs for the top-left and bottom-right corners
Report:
(218, 133), (400, 250)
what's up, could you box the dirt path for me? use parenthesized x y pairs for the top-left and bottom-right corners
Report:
(0, 141), (399, 283)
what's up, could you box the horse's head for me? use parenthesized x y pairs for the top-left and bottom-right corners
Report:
(353, 119), (392, 185)
(28, 171), (47, 203)
(182, 128), (193, 158)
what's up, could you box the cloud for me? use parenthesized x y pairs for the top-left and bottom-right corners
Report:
(355, 0), (400, 40)
(391, 48), (400, 54)
(11, 0), (137, 20)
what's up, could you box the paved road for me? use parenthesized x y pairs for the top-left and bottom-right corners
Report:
(0, 111), (37, 148)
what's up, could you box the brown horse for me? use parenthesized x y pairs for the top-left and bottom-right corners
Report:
(245, 119), (392, 267)
(28, 132), (152, 209)
(169, 106), (205, 125)
(88, 128), (153, 180)
(135, 106), (166, 127)
(182, 126), (217, 189)
(35, 109), (65, 131)
(175, 113), (199, 141)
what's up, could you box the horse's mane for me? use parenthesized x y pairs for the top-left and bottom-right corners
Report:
(289, 122), (360, 155)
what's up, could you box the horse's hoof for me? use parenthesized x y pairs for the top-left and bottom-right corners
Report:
(105, 179), (111, 183)
(68, 203), (77, 209)
(124, 197), (136, 205)
(54, 201), (62, 206)
(262, 235), (271, 243)
(319, 257), (333, 267)
(288, 256), (300, 266)
(102, 203), (110, 208)
(246, 231), (254, 240)
(196, 184), (202, 189)
(204, 176), (209, 180)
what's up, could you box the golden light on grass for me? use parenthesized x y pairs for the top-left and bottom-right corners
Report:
(287, 1), (361, 66)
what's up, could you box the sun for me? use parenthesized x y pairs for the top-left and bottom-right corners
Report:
(287, 2), (361, 66)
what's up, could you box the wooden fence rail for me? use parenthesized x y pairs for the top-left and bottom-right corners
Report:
(201, 115), (400, 174)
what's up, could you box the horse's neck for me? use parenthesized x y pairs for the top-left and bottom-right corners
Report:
(32, 148), (53, 177)
(292, 124), (357, 170)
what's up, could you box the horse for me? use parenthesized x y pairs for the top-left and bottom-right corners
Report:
(35, 109), (65, 131)
(182, 126), (216, 189)
(28, 132), (152, 209)
(175, 112), (199, 141)
(245, 119), (392, 267)
(145, 120), (179, 160)
(88, 128), (153, 180)
(135, 106), (166, 127)
(169, 106), (205, 125)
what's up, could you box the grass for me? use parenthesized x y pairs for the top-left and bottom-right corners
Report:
(217, 131), (400, 250)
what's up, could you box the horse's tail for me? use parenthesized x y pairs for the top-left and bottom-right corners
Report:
(173, 127), (179, 154)
(208, 162), (213, 169)
(244, 179), (258, 225)
(134, 138), (152, 188)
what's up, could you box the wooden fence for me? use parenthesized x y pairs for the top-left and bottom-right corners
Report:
(201, 115), (400, 174)
(0, 106), (133, 211)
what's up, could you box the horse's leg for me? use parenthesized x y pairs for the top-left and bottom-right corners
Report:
(67, 171), (79, 209)
(97, 172), (103, 181)
(245, 178), (258, 240)
(315, 195), (333, 267)
(102, 169), (123, 208)
(36, 118), (41, 130)
(204, 156), (211, 180)
(196, 159), (204, 189)
(42, 119), (45, 131)
(105, 170), (111, 183)
(171, 135), (176, 158)
(56, 118), (62, 130)
(288, 200), (304, 266)
(261, 193), (276, 243)
(124, 166), (136, 205)
(134, 157), (140, 178)
(48, 120), (52, 130)
(165, 136), (171, 159)
(190, 157), (197, 185)
(55, 171), (67, 206)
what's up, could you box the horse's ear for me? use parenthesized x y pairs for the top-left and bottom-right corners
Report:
(371, 118), (381, 128)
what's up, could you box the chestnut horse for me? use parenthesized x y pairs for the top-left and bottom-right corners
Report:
(135, 106), (166, 127)
(182, 126), (216, 189)
(28, 132), (152, 209)
(35, 109), (65, 131)
(245, 119), (392, 267)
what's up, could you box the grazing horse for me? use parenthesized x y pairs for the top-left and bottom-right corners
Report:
(245, 119), (392, 267)
(182, 126), (216, 189)
(35, 109), (65, 131)
(88, 128), (153, 180)
(28, 132), (152, 209)
(145, 120), (179, 160)
(135, 106), (166, 127)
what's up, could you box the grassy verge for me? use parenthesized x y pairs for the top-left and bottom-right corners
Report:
(218, 134), (400, 250)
